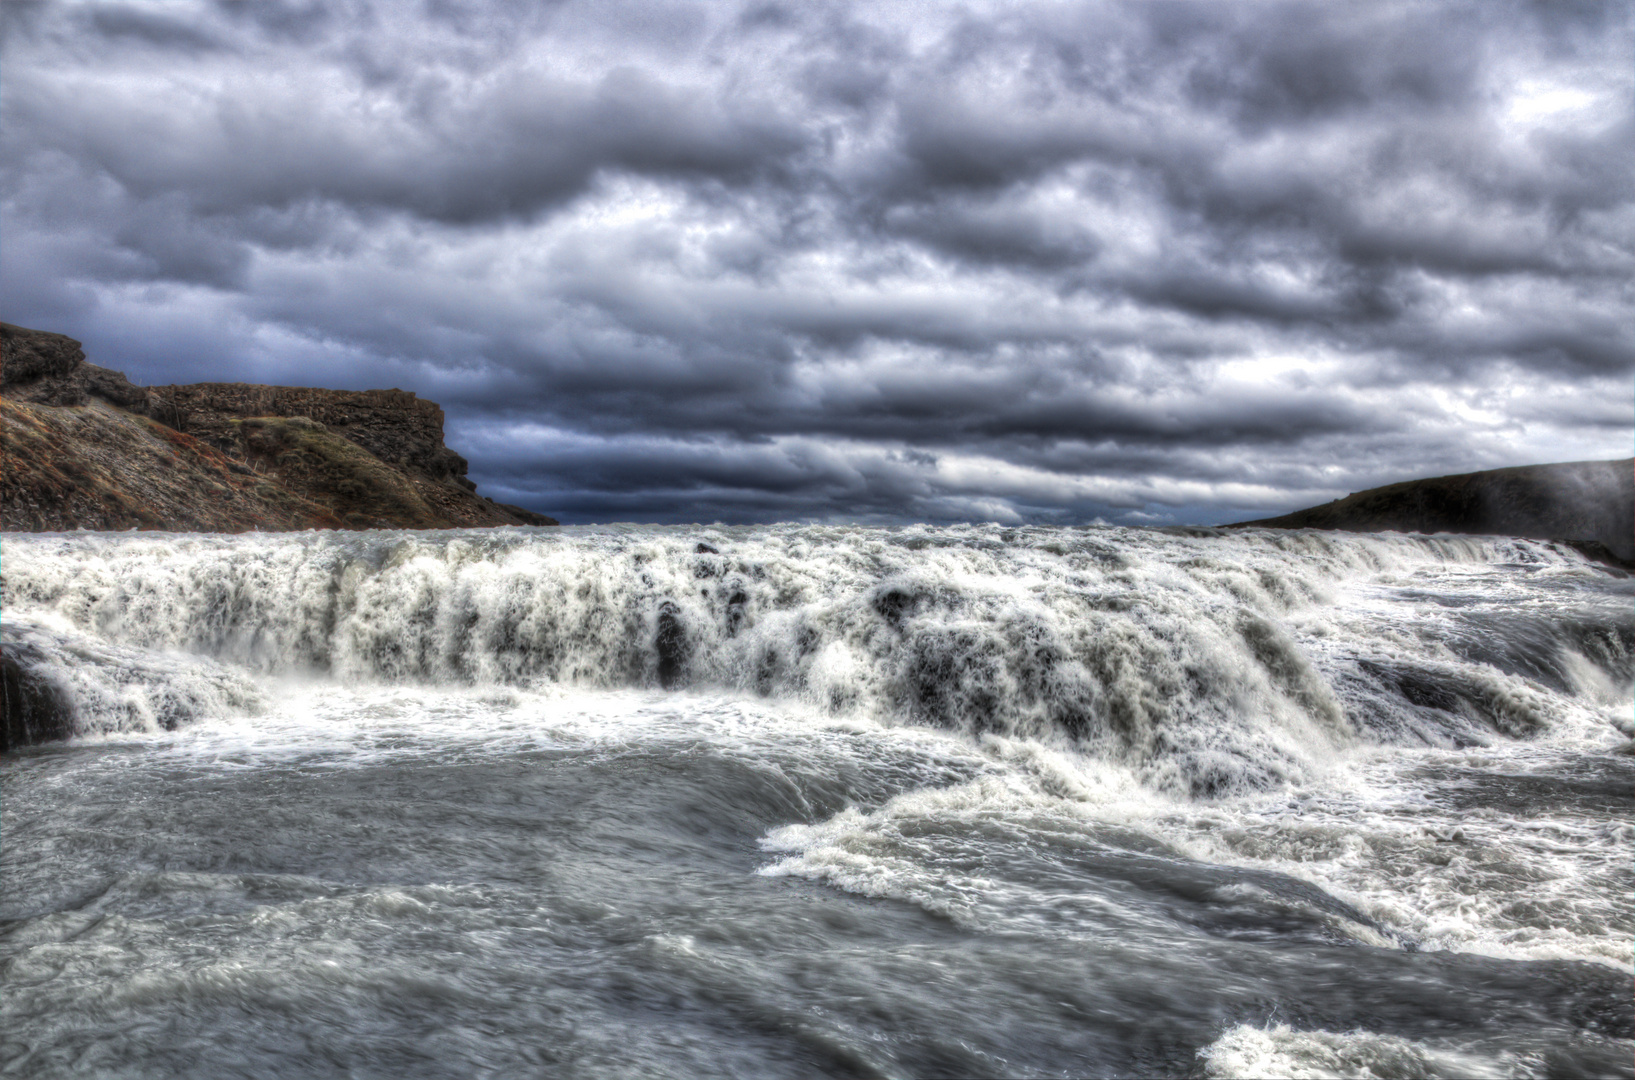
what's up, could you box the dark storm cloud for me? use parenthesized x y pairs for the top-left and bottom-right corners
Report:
(89, 4), (234, 52)
(3, 0), (1630, 524)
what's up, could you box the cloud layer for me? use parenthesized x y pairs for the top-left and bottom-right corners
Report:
(4, 0), (1631, 523)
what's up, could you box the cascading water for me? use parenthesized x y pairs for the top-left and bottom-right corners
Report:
(3, 525), (1631, 1078)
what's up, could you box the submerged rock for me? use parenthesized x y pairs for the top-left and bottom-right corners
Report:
(655, 601), (688, 689)
(1, 643), (72, 752)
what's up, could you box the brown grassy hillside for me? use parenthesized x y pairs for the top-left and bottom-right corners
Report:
(1, 322), (557, 532)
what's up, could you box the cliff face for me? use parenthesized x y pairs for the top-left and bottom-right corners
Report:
(146, 382), (472, 487)
(1234, 459), (1635, 565)
(1, 322), (179, 421)
(1, 322), (555, 531)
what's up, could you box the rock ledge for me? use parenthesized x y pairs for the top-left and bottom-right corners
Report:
(1, 322), (557, 531)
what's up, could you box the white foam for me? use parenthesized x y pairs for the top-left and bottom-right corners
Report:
(9, 526), (1616, 795)
(1200, 1024), (1521, 1080)
(5, 526), (1628, 969)
(2, 619), (267, 736)
(1150, 741), (1635, 970)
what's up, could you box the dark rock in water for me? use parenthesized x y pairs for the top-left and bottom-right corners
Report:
(1234, 459), (1635, 565)
(725, 590), (749, 636)
(872, 585), (924, 630)
(1, 644), (72, 752)
(655, 601), (688, 689)
(695, 542), (719, 554)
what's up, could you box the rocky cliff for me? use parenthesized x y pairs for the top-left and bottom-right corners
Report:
(1234, 459), (1635, 566)
(1, 322), (555, 531)
(145, 382), (472, 488)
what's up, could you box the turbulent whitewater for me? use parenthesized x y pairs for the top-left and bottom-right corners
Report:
(2, 525), (1631, 1078)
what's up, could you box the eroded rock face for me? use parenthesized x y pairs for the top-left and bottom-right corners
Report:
(0, 322), (86, 399)
(147, 383), (474, 487)
(1, 322), (557, 531)
(1, 322), (180, 423)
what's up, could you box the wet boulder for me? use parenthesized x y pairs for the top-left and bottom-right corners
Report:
(1, 643), (73, 752)
(655, 601), (688, 689)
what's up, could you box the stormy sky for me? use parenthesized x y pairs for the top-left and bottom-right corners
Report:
(3, 1), (1630, 525)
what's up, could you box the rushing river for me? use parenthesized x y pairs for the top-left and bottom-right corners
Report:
(2, 525), (1631, 1079)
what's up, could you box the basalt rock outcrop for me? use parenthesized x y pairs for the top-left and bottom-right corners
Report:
(1, 321), (556, 532)
(146, 382), (473, 488)
(0, 638), (72, 754)
(1234, 459), (1635, 567)
(1, 322), (179, 421)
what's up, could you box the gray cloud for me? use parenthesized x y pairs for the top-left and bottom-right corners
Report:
(2, 0), (1630, 525)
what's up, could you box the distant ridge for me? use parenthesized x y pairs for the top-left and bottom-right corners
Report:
(1232, 459), (1635, 566)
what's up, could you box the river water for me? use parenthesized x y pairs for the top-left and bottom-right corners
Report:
(2, 525), (1631, 1078)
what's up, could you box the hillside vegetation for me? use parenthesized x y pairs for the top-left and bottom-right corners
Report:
(1, 322), (555, 532)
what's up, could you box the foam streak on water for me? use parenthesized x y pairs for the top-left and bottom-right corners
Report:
(2, 525), (1631, 1078)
